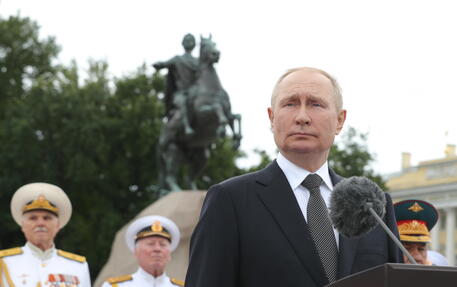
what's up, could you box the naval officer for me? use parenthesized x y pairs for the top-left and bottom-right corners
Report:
(102, 215), (183, 287)
(0, 183), (91, 287)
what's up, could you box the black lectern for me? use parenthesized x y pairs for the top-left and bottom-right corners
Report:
(326, 263), (457, 287)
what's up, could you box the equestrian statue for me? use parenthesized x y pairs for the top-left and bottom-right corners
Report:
(153, 34), (242, 192)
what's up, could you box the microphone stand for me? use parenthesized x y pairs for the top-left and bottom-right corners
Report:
(366, 202), (418, 265)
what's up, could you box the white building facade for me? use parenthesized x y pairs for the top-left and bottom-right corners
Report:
(387, 145), (457, 265)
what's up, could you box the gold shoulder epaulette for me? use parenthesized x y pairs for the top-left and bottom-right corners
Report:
(0, 247), (22, 258)
(170, 278), (184, 286)
(107, 275), (133, 284)
(57, 249), (86, 263)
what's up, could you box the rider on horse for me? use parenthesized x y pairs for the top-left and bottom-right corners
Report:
(154, 35), (242, 193)
(153, 33), (198, 137)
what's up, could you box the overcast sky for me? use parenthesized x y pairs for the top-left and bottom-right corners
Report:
(2, 0), (457, 175)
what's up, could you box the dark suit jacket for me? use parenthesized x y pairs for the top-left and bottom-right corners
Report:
(185, 161), (402, 287)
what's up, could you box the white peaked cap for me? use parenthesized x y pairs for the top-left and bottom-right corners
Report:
(10, 182), (72, 228)
(125, 215), (180, 252)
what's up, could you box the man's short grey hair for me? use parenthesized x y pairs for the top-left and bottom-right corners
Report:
(270, 67), (343, 111)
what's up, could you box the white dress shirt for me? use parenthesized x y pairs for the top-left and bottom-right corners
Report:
(276, 153), (339, 247)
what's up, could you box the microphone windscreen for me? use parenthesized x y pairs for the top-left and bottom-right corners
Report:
(329, 176), (386, 238)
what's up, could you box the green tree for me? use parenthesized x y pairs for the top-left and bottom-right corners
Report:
(0, 14), (60, 250)
(329, 126), (386, 189)
(243, 149), (273, 173)
(0, 15), (60, 117)
(197, 138), (245, 188)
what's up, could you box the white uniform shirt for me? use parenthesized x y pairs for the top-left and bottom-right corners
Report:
(0, 243), (91, 287)
(101, 268), (182, 287)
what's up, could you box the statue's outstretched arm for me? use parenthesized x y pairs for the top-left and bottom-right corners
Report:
(153, 57), (175, 71)
(153, 61), (166, 70)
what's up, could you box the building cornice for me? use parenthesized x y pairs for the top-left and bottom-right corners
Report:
(389, 182), (457, 209)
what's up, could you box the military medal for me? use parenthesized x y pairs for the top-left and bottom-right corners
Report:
(48, 274), (80, 287)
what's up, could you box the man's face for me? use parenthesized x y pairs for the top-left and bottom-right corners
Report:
(268, 70), (346, 161)
(402, 242), (428, 264)
(134, 236), (171, 276)
(21, 210), (60, 249)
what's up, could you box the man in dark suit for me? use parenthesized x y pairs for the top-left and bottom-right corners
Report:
(185, 67), (402, 287)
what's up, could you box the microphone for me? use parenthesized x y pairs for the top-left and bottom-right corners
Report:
(329, 176), (386, 238)
(329, 176), (417, 264)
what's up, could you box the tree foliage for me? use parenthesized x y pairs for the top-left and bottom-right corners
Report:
(243, 149), (274, 173)
(329, 126), (386, 190)
(197, 138), (244, 188)
(0, 15), (60, 117)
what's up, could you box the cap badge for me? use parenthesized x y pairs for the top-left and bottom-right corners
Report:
(151, 221), (163, 232)
(408, 202), (424, 213)
(135, 220), (171, 241)
(22, 194), (59, 215)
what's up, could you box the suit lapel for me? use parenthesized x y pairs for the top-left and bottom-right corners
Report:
(255, 161), (328, 287)
(329, 169), (359, 279)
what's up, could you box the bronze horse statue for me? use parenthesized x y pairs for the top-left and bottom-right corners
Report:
(158, 35), (241, 192)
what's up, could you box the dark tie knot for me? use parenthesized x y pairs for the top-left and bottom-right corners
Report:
(301, 174), (323, 191)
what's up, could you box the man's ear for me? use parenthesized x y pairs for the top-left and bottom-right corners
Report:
(335, 109), (347, 135)
(268, 107), (274, 129)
